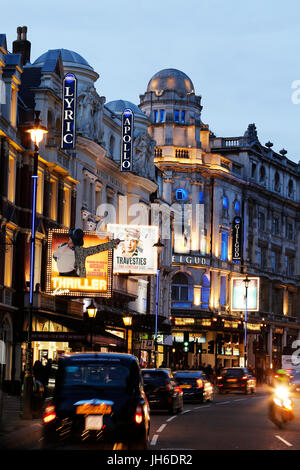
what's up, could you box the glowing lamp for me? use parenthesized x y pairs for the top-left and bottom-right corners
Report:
(87, 300), (98, 318)
(123, 315), (132, 327)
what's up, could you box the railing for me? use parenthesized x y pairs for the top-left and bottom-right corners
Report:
(175, 149), (189, 158)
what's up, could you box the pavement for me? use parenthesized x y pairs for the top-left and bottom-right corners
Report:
(0, 391), (42, 449)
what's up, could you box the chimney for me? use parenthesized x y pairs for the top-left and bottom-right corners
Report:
(12, 26), (31, 66)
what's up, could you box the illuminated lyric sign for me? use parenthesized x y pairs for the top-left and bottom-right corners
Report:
(231, 277), (260, 312)
(121, 109), (134, 171)
(46, 230), (113, 297)
(232, 216), (242, 261)
(107, 224), (158, 274)
(61, 73), (77, 149)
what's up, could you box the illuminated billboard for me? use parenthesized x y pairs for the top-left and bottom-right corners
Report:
(231, 277), (260, 312)
(107, 224), (159, 274)
(46, 230), (113, 297)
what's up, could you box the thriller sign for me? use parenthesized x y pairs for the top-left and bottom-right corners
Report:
(121, 109), (134, 171)
(232, 216), (242, 261)
(61, 73), (77, 149)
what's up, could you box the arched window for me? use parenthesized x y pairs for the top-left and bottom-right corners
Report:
(171, 272), (193, 307)
(201, 274), (210, 308)
(109, 135), (115, 157)
(288, 179), (294, 198)
(175, 188), (189, 201)
(274, 172), (280, 192)
(222, 195), (229, 217)
(259, 165), (266, 183)
(234, 200), (240, 215)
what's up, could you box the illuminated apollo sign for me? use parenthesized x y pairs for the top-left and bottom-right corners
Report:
(61, 73), (77, 149)
(107, 224), (158, 274)
(121, 109), (134, 171)
(232, 216), (242, 261)
(231, 277), (260, 312)
(46, 230), (113, 297)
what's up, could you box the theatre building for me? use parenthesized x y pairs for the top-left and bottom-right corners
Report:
(139, 68), (300, 372)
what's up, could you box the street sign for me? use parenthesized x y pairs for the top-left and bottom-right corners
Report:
(141, 339), (154, 350)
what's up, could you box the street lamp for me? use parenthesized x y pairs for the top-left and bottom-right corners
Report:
(153, 238), (164, 368)
(243, 275), (250, 368)
(22, 111), (47, 419)
(122, 316), (132, 353)
(87, 300), (98, 350)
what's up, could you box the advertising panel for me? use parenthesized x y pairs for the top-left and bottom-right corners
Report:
(107, 224), (159, 274)
(231, 277), (260, 312)
(46, 229), (113, 297)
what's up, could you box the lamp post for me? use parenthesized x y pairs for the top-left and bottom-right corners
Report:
(87, 300), (98, 350)
(243, 275), (250, 368)
(153, 238), (164, 368)
(22, 111), (47, 419)
(122, 315), (132, 353)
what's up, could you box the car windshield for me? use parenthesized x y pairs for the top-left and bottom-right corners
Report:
(174, 372), (203, 379)
(62, 361), (130, 389)
(222, 369), (244, 377)
(142, 371), (169, 385)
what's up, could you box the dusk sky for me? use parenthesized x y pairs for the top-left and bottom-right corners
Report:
(4, 0), (300, 162)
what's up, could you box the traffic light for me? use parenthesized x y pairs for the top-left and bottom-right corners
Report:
(183, 341), (189, 352)
(208, 340), (214, 354)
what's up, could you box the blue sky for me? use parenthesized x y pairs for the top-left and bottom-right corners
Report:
(4, 0), (300, 161)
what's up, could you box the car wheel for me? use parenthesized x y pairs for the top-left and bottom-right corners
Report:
(244, 386), (249, 395)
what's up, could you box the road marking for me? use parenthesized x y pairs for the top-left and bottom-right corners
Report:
(157, 424), (167, 433)
(275, 435), (293, 447)
(166, 415), (177, 422)
(180, 409), (191, 414)
(150, 434), (159, 446)
(194, 405), (211, 409)
(216, 401), (230, 405)
(233, 398), (247, 402)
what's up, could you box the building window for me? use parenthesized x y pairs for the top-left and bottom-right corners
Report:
(285, 255), (294, 276)
(159, 110), (165, 122)
(153, 110), (158, 123)
(4, 235), (13, 287)
(220, 231), (228, 261)
(181, 110), (185, 123)
(257, 246), (267, 268)
(286, 223), (294, 240)
(36, 169), (44, 214)
(201, 275), (210, 308)
(220, 276), (226, 306)
(274, 172), (280, 192)
(272, 216), (280, 235)
(34, 240), (42, 288)
(63, 185), (71, 227)
(109, 135), (115, 157)
(49, 178), (57, 221)
(259, 165), (266, 183)
(251, 162), (257, 179)
(258, 212), (265, 231)
(171, 273), (191, 302)
(7, 153), (16, 203)
(222, 196), (228, 210)
(10, 84), (17, 127)
(271, 251), (280, 272)
(174, 109), (180, 123)
(234, 200), (240, 215)
(199, 190), (204, 204)
(288, 180), (294, 199)
(175, 188), (188, 201)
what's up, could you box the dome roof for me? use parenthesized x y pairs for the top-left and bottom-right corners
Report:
(33, 48), (93, 70)
(105, 99), (145, 116)
(147, 68), (195, 96)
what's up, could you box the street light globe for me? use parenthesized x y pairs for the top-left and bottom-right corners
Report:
(27, 127), (48, 144)
(123, 316), (132, 326)
(87, 301), (98, 318)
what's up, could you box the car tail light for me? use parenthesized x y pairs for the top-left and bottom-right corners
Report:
(217, 376), (222, 380)
(134, 405), (143, 424)
(165, 383), (172, 391)
(196, 379), (203, 388)
(43, 404), (56, 424)
(242, 376), (248, 380)
(175, 386), (182, 394)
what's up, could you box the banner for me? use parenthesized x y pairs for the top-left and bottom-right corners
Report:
(231, 277), (260, 312)
(46, 230), (113, 297)
(107, 224), (158, 274)
(61, 73), (77, 149)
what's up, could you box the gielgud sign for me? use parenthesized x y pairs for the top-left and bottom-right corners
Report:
(46, 229), (118, 297)
(107, 224), (159, 274)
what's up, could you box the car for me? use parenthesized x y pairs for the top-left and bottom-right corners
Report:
(141, 368), (183, 414)
(173, 370), (214, 403)
(289, 370), (300, 394)
(42, 352), (150, 450)
(217, 367), (256, 394)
